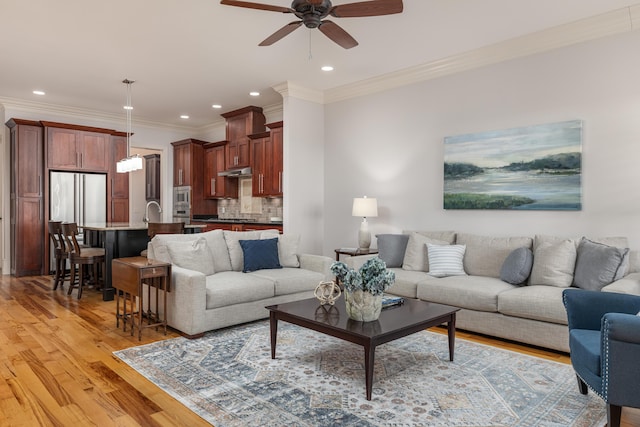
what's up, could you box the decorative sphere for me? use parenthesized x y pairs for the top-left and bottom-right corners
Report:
(314, 281), (341, 305)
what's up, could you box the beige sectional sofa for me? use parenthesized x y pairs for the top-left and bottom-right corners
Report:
(145, 229), (333, 337)
(347, 231), (640, 352)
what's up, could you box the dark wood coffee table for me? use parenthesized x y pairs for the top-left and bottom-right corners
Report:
(266, 297), (460, 400)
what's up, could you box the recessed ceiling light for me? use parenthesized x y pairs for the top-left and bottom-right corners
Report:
(212, 104), (222, 109)
(33, 90), (45, 95)
(123, 105), (133, 110)
(321, 66), (334, 71)
(180, 115), (189, 119)
(249, 91), (260, 97)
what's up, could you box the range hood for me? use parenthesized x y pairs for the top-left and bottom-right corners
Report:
(218, 167), (252, 177)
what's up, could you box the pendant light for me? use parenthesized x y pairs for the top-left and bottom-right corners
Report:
(116, 78), (143, 173)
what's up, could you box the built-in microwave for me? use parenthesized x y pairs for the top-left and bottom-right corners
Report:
(173, 186), (191, 207)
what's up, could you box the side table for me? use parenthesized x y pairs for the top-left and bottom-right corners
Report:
(112, 256), (171, 340)
(334, 248), (378, 262)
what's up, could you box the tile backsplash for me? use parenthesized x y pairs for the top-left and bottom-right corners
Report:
(217, 197), (283, 223)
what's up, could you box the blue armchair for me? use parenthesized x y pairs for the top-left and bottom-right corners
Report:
(562, 288), (640, 427)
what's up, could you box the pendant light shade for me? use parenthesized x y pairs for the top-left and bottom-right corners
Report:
(117, 79), (142, 173)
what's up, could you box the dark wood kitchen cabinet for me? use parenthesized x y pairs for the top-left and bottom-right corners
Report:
(109, 134), (129, 222)
(204, 142), (238, 199)
(7, 119), (44, 276)
(44, 123), (109, 172)
(6, 118), (130, 277)
(144, 153), (160, 201)
(221, 106), (266, 170)
(249, 121), (283, 197)
(171, 138), (217, 216)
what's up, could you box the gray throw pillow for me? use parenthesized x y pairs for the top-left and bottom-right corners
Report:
(500, 247), (533, 285)
(573, 237), (629, 291)
(376, 234), (410, 268)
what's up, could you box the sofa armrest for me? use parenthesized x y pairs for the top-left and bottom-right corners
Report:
(603, 272), (640, 295)
(166, 265), (207, 336)
(563, 288), (640, 331)
(602, 313), (640, 406)
(299, 254), (334, 280)
(344, 254), (378, 270)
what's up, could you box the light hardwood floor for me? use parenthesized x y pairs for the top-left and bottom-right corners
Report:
(1, 274), (638, 426)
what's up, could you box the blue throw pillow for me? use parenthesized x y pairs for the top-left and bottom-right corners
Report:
(500, 247), (533, 285)
(240, 238), (282, 273)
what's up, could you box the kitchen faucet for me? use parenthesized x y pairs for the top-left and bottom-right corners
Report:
(144, 200), (162, 223)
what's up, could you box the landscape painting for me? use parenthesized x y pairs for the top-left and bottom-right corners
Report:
(443, 120), (582, 210)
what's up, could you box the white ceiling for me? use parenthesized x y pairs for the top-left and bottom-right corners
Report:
(1, 0), (638, 129)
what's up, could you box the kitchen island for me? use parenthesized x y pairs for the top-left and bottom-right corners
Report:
(82, 222), (204, 301)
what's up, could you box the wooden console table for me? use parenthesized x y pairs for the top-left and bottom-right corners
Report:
(112, 256), (171, 340)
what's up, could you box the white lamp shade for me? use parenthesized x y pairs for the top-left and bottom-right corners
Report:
(352, 197), (378, 218)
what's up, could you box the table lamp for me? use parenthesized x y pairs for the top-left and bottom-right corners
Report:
(352, 196), (378, 250)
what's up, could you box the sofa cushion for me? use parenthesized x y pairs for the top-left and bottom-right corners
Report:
(573, 238), (629, 291)
(402, 233), (448, 271)
(403, 230), (457, 244)
(200, 229), (233, 272)
(500, 247), (534, 285)
(166, 238), (215, 275)
(150, 233), (199, 264)
(277, 234), (300, 268)
(456, 233), (533, 278)
(204, 271), (275, 309)
(384, 268), (430, 299)
(376, 234), (410, 268)
(529, 239), (576, 287)
(251, 268), (324, 296)
(498, 285), (568, 325)
(416, 275), (515, 312)
(240, 238), (282, 273)
(224, 230), (262, 271)
(569, 329), (601, 376)
(427, 243), (467, 277)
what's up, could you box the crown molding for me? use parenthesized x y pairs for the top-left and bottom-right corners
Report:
(324, 5), (640, 104)
(0, 96), (195, 132)
(272, 82), (324, 104)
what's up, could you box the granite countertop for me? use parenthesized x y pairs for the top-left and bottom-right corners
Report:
(81, 222), (206, 231)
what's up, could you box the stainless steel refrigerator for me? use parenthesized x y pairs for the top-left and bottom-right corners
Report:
(50, 171), (107, 226)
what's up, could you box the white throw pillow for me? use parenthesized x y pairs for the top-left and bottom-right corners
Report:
(529, 239), (576, 287)
(402, 232), (449, 272)
(277, 234), (300, 268)
(166, 238), (215, 275)
(426, 243), (467, 278)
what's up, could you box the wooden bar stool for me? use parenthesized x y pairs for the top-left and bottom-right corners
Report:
(61, 222), (106, 299)
(48, 221), (68, 290)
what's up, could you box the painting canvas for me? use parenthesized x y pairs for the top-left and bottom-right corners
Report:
(444, 120), (582, 210)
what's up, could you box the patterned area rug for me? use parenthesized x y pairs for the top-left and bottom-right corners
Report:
(114, 321), (605, 426)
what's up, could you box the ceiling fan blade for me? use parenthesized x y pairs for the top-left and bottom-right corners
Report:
(259, 21), (303, 46)
(220, 0), (292, 13)
(318, 20), (358, 49)
(330, 0), (403, 18)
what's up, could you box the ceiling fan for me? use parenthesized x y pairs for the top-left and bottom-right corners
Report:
(219, 0), (403, 49)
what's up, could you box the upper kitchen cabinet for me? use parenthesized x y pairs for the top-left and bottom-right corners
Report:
(249, 121), (283, 197)
(171, 138), (217, 215)
(204, 141), (238, 199)
(221, 106), (266, 170)
(43, 122), (109, 172)
(144, 154), (161, 201)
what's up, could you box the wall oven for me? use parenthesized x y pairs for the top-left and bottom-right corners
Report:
(173, 186), (191, 223)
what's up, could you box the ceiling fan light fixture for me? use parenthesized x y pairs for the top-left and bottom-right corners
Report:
(220, 0), (403, 49)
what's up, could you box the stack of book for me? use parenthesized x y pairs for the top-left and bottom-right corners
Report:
(382, 295), (404, 308)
